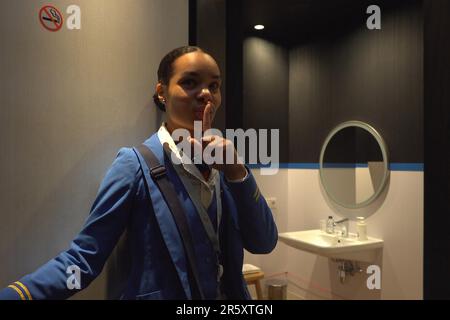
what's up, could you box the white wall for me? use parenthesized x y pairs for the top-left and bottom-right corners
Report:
(245, 168), (423, 300)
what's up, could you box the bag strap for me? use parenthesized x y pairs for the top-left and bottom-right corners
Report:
(136, 144), (205, 300)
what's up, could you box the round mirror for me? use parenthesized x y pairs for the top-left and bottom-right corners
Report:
(319, 121), (389, 210)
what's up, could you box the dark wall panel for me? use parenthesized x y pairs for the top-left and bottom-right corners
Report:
(243, 38), (290, 163)
(289, 2), (423, 163)
(196, 0), (226, 132)
(424, 0), (450, 300)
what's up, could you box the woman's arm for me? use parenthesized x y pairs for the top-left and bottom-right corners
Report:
(0, 148), (140, 300)
(224, 167), (278, 254)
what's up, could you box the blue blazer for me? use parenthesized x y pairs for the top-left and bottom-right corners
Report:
(0, 133), (278, 300)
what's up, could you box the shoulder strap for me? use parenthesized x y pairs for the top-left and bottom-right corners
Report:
(136, 144), (205, 300)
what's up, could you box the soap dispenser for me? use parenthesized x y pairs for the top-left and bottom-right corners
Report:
(356, 217), (368, 240)
(326, 216), (334, 234)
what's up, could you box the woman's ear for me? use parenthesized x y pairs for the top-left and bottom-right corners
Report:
(156, 83), (166, 103)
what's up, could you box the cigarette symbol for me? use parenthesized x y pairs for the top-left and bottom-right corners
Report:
(39, 5), (64, 31)
(42, 16), (57, 23)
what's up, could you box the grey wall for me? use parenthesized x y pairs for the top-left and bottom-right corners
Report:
(241, 2), (423, 164)
(243, 38), (289, 162)
(196, 0), (226, 132)
(0, 0), (188, 299)
(289, 2), (423, 163)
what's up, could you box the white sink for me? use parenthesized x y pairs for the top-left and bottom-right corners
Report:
(278, 229), (383, 262)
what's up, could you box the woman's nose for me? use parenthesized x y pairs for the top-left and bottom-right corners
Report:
(198, 88), (212, 100)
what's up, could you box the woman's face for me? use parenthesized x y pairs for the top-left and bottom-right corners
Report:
(157, 51), (222, 134)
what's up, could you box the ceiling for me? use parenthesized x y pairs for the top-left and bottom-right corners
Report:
(241, 0), (417, 48)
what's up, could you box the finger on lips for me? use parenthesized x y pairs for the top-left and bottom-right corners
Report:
(202, 101), (212, 132)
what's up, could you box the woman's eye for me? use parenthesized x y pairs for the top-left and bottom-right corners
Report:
(209, 82), (220, 92)
(181, 79), (197, 88)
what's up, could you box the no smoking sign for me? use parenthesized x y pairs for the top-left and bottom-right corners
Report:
(39, 5), (63, 31)
(38, 5), (81, 31)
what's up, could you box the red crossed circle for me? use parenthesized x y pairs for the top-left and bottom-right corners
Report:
(39, 5), (64, 32)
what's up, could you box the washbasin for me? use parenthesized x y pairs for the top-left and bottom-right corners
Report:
(278, 229), (383, 262)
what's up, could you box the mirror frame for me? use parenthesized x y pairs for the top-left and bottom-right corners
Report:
(319, 121), (390, 209)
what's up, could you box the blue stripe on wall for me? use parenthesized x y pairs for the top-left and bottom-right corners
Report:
(389, 163), (424, 172)
(322, 163), (370, 168)
(247, 163), (424, 172)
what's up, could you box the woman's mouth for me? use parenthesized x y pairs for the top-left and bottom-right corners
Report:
(194, 105), (207, 120)
(194, 112), (204, 120)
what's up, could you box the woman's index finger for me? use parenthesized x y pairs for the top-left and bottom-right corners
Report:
(203, 102), (212, 132)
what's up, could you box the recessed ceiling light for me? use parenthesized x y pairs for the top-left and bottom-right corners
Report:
(254, 25), (264, 30)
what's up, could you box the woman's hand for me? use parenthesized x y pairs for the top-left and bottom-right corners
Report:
(188, 102), (247, 181)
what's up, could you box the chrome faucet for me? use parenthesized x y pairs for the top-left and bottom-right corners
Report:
(333, 218), (349, 237)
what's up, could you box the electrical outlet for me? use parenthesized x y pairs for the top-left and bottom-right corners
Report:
(266, 197), (277, 209)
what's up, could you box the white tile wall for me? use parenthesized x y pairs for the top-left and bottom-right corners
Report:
(245, 168), (423, 300)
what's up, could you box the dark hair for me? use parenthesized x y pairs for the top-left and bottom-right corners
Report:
(153, 46), (206, 112)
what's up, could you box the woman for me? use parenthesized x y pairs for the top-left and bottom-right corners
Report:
(0, 46), (277, 300)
